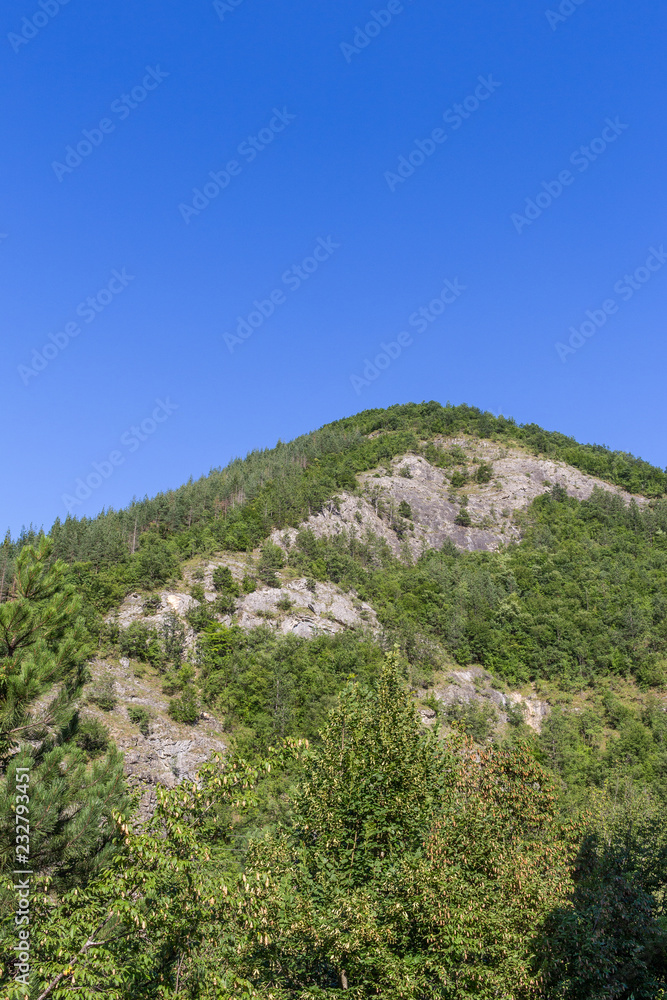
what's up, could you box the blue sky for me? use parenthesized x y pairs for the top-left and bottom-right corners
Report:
(2, 0), (666, 535)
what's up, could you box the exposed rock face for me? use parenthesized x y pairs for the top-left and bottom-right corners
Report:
(83, 657), (227, 822)
(99, 569), (378, 818)
(108, 590), (199, 649)
(271, 437), (649, 559)
(111, 576), (377, 642)
(235, 579), (378, 637)
(433, 665), (550, 733)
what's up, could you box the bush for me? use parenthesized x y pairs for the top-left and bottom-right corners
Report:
(75, 718), (111, 757)
(276, 595), (293, 611)
(214, 592), (237, 615)
(186, 600), (216, 633)
(127, 706), (150, 737)
(450, 470), (468, 488)
(168, 688), (200, 725)
(475, 462), (493, 484)
(142, 595), (162, 615)
(242, 574), (257, 594)
(212, 566), (239, 595)
(161, 609), (185, 665)
(445, 699), (497, 741)
(398, 500), (413, 520)
(119, 621), (151, 660)
(190, 583), (205, 602)
(88, 672), (117, 712)
(455, 507), (471, 527)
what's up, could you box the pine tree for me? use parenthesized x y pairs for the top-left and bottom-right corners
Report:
(0, 540), (130, 901)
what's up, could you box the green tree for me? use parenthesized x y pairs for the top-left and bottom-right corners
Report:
(0, 542), (129, 904)
(231, 655), (574, 997)
(257, 543), (285, 588)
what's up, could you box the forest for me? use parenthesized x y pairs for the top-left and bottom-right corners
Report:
(1, 402), (666, 998)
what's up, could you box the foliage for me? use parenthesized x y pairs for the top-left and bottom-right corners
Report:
(257, 543), (285, 588)
(74, 718), (111, 757)
(454, 506), (471, 526)
(161, 609), (186, 665)
(127, 705), (150, 736)
(0, 542), (130, 916)
(398, 500), (413, 520)
(198, 625), (385, 755)
(87, 671), (117, 711)
(540, 784), (667, 997)
(168, 687), (200, 725)
(212, 566), (235, 592)
(282, 486), (667, 690)
(444, 697), (497, 740)
(3, 406), (667, 995)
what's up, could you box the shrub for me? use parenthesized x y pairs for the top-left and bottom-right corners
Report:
(445, 699), (497, 741)
(142, 595), (162, 615)
(398, 500), (413, 520)
(75, 718), (111, 757)
(88, 672), (117, 712)
(455, 507), (471, 527)
(475, 462), (493, 483)
(119, 621), (151, 660)
(214, 592), (237, 615)
(276, 595), (294, 611)
(127, 706), (150, 737)
(168, 688), (200, 725)
(212, 566), (239, 595)
(258, 543), (285, 587)
(450, 470), (468, 488)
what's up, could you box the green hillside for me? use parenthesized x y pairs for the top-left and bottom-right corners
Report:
(1, 402), (666, 998)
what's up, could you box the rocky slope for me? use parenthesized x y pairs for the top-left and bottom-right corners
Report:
(271, 436), (648, 559)
(82, 655), (228, 821)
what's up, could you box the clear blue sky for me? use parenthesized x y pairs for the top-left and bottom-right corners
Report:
(3, 0), (666, 535)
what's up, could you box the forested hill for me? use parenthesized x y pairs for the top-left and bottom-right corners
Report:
(6, 401), (666, 572)
(2, 402), (667, 998)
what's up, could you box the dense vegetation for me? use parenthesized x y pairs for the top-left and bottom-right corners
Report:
(4, 402), (665, 603)
(283, 485), (667, 688)
(1, 403), (667, 997)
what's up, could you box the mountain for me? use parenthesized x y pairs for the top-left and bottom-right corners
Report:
(2, 401), (666, 997)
